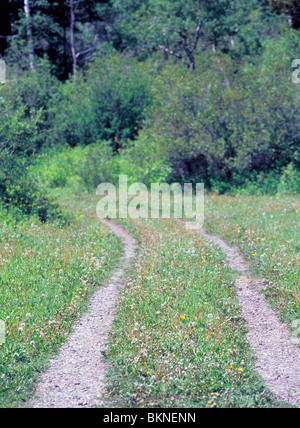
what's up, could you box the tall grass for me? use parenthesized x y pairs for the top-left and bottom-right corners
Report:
(204, 194), (300, 326)
(106, 218), (277, 408)
(0, 206), (123, 407)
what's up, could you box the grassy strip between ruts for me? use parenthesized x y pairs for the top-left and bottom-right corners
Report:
(204, 194), (300, 327)
(106, 218), (281, 408)
(0, 207), (123, 408)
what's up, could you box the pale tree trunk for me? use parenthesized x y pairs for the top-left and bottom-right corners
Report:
(70, 0), (77, 79)
(24, 0), (35, 71)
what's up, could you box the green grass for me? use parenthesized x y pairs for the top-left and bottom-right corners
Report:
(1, 189), (298, 408)
(0, 204), (123, 407)
(106, 218), (279, 408)
(204, 194), (300, 326)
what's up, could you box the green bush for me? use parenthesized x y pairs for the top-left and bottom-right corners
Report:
(80, 142), (119, 190)
(130, 34), (300, 190)
(35, 142), (118, 193)
(51, 54), (153, 148)
(117, 131), (172, 186)
(5, 175), (68, 223)
(0, 93), (40, 202)
(3, 58), (60, 148)
(0, 91), (66, 221)
(277, 163), (300, 194)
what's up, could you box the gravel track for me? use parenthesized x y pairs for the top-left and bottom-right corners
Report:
(30, 218), (137, 408)
(29, 216), (300, 408)
(199, 227), (300, 407)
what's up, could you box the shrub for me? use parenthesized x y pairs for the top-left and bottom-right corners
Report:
(0, 94), (40, 203)
(0, 91), (65, 221)
(132, 34), (300, 190)
(277, 163), (300, 194)
(3, 58), (60, 149)
(35, 141), (118, 193)
(117, 131), (172, 186)
(51, 54), (153, 148)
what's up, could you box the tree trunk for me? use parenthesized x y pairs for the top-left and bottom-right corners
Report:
(70, 0), (77, 79)
(24, 0), (35, 71)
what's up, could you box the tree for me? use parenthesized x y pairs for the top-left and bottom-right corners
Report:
(270, 0), (300, 29)
(109, 0), (276, 69)
(70, 0), (78, 77)
(24, 0), (35, 70)
(3, 0), (114, 79)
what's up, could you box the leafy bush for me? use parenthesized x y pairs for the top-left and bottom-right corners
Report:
(117, 131), (171, 186)
(0, 92), (65, 221)
(132, 34), (300, 190)
(35, 142), (118, 192)
(3, 58), (60, 148)
(277, 163), (300, 194)
(0, 94), (40, 202)
(51, 54), (153, 148)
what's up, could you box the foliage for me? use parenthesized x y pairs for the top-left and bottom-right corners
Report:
(130, 33), (300, 191)
(110, 0), (279, 64)
(51, 54), (153, 147)
(277, 163), (300, 194)
(3, 0), (116, 79)
(117, 132), (171, 186)
(35, 142), (118, 192)
(0, 90), (64, 220)
(270, 0), (300, 29)
(0, 94), (38, 201)
(4, 58), (60, 148)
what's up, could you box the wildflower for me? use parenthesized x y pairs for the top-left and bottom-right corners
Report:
(180, 315), (186, 320)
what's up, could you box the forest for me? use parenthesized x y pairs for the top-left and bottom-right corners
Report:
(0, 0), (299, 220)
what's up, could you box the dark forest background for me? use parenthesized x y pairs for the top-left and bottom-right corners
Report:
(0, 0), (299, 218)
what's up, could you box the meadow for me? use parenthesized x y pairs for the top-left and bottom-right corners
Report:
(105, 217), (277, 408)
(0, 0), (299, 408)
(0, 188), (298, 408)
(0, 205), (123, 407)
(204, 194), (300, 326)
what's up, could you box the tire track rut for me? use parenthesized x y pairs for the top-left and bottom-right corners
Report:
(198, 226), (300, 407)
(31, 218), (137, 408)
